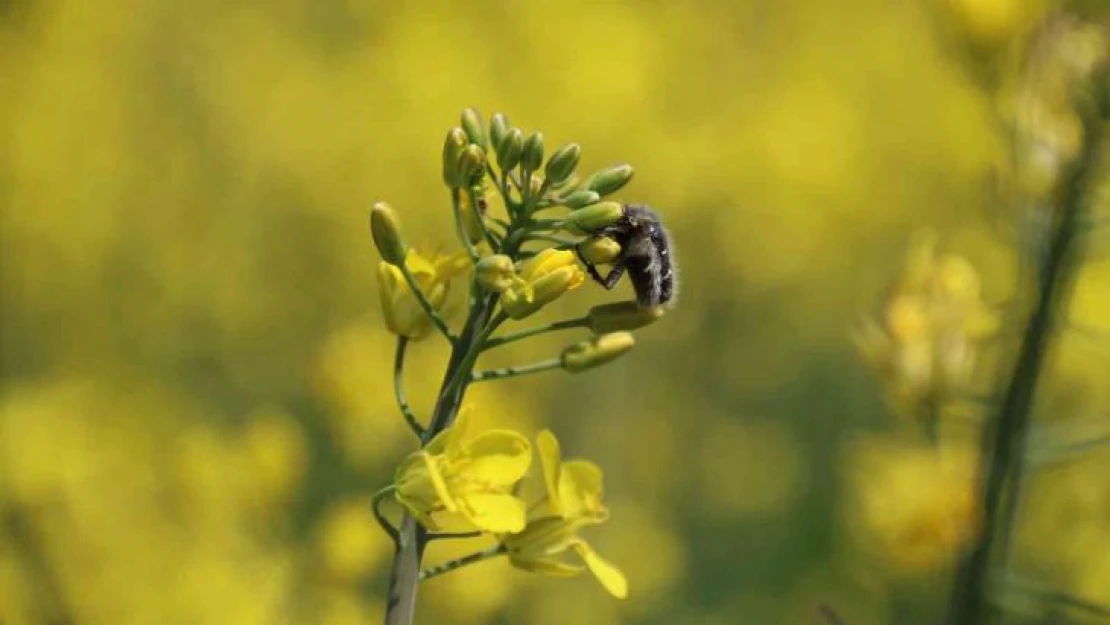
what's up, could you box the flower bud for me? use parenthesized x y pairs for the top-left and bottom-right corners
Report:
(459, 189), (486, 244)
(455, 144), (486, 186)
(587, 301), (665, 333)
(561, 332), (636, 373)
(475, 255), (517, 293)
(582, 164), (634, 196)
(563, 201), (623, 235)
(497, 128), (524, 171)
(490, 113), (509, 151)
(578, 237), (622, 265)
(369, 202), (408, 265)
(522, 131), (545, 172)
(502, 267), (581, 319)
(442, 127), (469, 187)
(460, 107), (487, 148)
(562, 189), (601, 209)
(545, 143), (581, 185)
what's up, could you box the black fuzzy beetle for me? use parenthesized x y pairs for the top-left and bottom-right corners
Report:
(577, 204), (677, 309)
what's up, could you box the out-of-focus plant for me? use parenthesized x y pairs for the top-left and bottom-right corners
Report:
(365, 109), (670, 625)
(857, 9), (1110, 625)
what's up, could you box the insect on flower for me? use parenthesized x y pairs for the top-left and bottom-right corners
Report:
(576, 204), (677, 309)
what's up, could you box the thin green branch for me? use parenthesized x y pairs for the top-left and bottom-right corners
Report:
(393, 337), (424, 437)
(372, 487), (400, 545)
(524, 233), (579, 247)
(398, 262), (455, 344)
(482, 316), (590, 351)
(946, 104), (1103, 625)
(419, 545), (507, 581)
(471, 358), (562, 383)
(426, 531), (483, 541)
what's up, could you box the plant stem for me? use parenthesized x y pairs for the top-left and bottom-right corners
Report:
(393, 338), (424, 437)
(945, 111), (1101, 625)
(471, 358), (563, 383)
(372, 486), (399, 544)
(466, 186), (502, 251)
(382, 292), (500, 625)
(482, 316), (590, 351)
(419, 545), (507, 581)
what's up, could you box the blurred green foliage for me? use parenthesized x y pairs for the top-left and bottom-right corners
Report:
(1, 0), (1108, 624)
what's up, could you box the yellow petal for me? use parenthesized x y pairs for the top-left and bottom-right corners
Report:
(459, 493), (527, 533)
(463, 430), (532, 485)
(435, 250), (474, 278)
(442, 408), (471, 457)
(404, 249), (437, 277)
(574, 542), (628, 599)
(536, 430), (563, 514)
(378, 262), (403, 334)
(559, 460), (605, 516)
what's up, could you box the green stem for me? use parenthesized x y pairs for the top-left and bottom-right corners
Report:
(945, 107), (1101, 625)
(393, 337), (424, 437)
(426, 531), (483, 541)
(524, 233), (579, 247)
(372, 486), (399, 544)
(471, 357), (562, 383)
(483, 316), (590, 351)
(398, 262), (455, 344)
(419, 545), (507, 581)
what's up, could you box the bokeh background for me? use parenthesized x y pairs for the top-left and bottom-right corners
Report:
(2, 0), (1108, 624)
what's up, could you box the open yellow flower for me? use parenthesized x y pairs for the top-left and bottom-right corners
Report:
(377, 248), (471, 340)
(393, 410), (531, 534)
(502, 430), (628, 599)
(501, 249), (585, 319)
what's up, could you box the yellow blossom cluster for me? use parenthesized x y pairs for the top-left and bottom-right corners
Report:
(393, 412), (628, 598)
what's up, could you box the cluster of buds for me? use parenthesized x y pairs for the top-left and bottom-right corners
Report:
(1006, 18), (1107, 200)
(367, 109), (674, 609)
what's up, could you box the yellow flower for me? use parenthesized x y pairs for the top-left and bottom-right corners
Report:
(855, 233), (997, 410)
(393, 410), (531, 533)
(377, 247), (470, 339)
(845, 437), (980, 575)
(501, 249), (585, 320)
(503, 430), (628, 599)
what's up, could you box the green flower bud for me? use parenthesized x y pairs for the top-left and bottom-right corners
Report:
(455, 144), (486, 186)
(587, 301), (665, 333)
(544, 143), (581, 185)
(582, 164), (634, 196)
(562, 189), (601, 209)
(459, 188), (486, 244)
(490, 113), (509, 151)
(475, 254), (516, 292)
(522, 131), (544, 172)
(561, 332), (636, 373)
(461, 107), (487, 148)
(369, 201), (408, 265)
(578, 236), (621, 265)
(497, 128), (524, 171)
(442, 127), (469, 187)
(563, 201), (623, 235)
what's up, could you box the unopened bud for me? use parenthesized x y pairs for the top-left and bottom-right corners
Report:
(442, 127), (469, 187)
(369, 202), (408, 265)
(522, 131), (545, 172)
(545, 143), (581, 185)
(562, 189), (601, 209)
(503, 267), (582, 320)
(561, 332), (636, 373)
(582, 164), (634, 196)
(455, 144), (486, 186)
(497, 128), (524, 171)
(587, 301), (665, 333)
(459, 189), (486, 243)
(563, 201), (623, 235)
(578, 237), (622, 265)
(476, 255), (517, 292)
(490, 113), (509, 151)
(460, 107), (487, 148)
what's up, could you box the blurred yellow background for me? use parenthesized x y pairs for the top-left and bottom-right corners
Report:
(2, 0), (1108, 624)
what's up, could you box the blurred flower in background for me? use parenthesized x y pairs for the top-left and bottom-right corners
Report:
(1, 0), (1107, 624)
